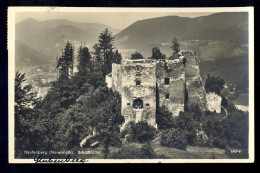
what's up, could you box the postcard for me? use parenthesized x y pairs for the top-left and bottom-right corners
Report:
(8, 7), (254, 163)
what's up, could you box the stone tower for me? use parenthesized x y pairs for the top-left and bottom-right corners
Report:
(106, 50), (208, 129)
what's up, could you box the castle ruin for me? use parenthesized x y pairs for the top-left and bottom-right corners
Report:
(106, 50), (220, 129)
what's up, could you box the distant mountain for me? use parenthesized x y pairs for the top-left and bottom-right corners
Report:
(115, 12), (248, 50)
(199, 53), (248, 86)
(15, 40), (53, 66)
(15, 18), (121, 62)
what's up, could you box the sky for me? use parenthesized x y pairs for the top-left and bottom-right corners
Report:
(16, 12), (215, 30)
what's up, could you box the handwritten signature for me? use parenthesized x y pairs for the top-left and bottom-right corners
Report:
(34, 155), (87, 163)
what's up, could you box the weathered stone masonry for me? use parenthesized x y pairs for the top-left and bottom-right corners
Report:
(106, 50), (214, 129)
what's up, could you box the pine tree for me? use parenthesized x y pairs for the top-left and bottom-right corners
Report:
(170, 37), (180, 59)
(113, 49), (122, 64)
(93, 43), (102, 62)
(77, 45), (92, 75)
(98, 28), (115, 65)
(15, 72), (42, 157)
(94, 28), (122, 75)
(57, 41), (74, 81)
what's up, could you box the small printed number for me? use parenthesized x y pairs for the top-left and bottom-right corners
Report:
(231, 149), (241, 153)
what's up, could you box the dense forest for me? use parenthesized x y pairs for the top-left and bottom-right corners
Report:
(15, 29), (249, 159)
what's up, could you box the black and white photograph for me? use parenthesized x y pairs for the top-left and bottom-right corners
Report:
(8, 7), (254, 163)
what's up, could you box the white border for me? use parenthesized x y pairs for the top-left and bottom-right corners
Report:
(8, 7), (254, 163)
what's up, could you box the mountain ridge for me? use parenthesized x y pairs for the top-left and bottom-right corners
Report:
(15, 40), (53, 66)
(115, 12), (248, 50)
(16, 18), (121, 62)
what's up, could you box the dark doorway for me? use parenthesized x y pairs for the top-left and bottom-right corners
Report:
(133, 98), (143, 109)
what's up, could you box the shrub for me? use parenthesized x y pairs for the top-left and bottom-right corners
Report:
(109, 144), (141, 159)
(120, 121), (135, 140)
(204, 74), (225, 95)
(212, 137), (228, 149)
(122, 121), (157, 143)
(132, 121), (157, 143)
(160, 128), (188, 150)
(222, 110), (249, 149)
(140, 142), (157, 159)
(156, 105), (174, 129)
(172, 109), (200, 146)
(108, 133), (122, 147)
(203, 108), (249, 150)
(109, 143), (167, 159)
(194, 137), (214, 148)
(203, 120), (228, 149)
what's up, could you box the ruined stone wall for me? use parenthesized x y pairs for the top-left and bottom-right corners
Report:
(184, 51), (207, 111)
(111, 64), (122, 93)
(105, 74), (112, 88)
(120, 60), (157, 129)
(206, 92), (222, 113)
(156, 59), (185, 117)
(110, 50), (209, 130)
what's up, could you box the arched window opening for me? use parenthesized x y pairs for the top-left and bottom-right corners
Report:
(133, 98), (143, 109)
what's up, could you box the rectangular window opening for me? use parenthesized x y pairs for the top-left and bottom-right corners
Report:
(136, 65), (142, 72)
(136, 80), (141, 86)
(165, 93), (170, 99)
(127, 103), (130, 106)
(164, 78), (170, 85)
(146, 103), (150, 106)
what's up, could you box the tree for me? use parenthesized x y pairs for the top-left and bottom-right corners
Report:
(156, 105), (174, 129)
(113, 49), (122, 64)
(15, 72), (40, 114)
(161, 128), (188, 150)
(149, 47), (166, 60)
(103, 48), (121, 74)
(71, 87), (124, 158)
(15, 72), (45, 157)
(221, 110), (249, 149)
(93, 43), (102, 63)
(57, 41), (74, 81)
(98, 28), (115, 65)
(131, 52), (144, 60)
(77, 45), (92, 75)
(92, 88), (124, 158)
(205, 74), (225, 95)
(170, 37), (180, 58)
(122, 121), (156, 143)
(140, 142), (156, 158)
(94, 28), (122, 75)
